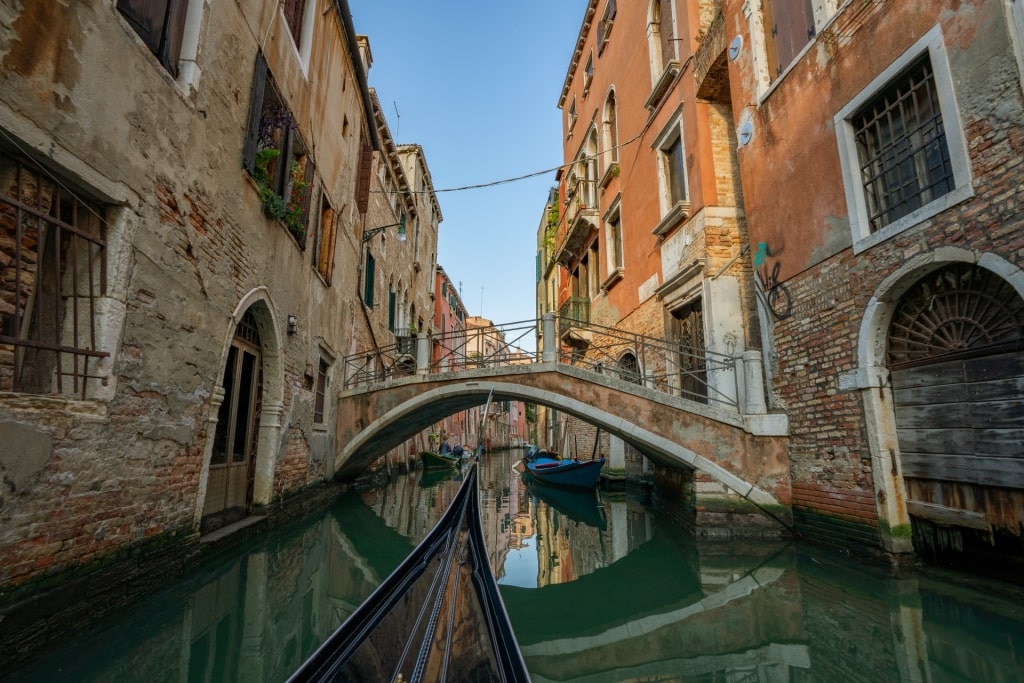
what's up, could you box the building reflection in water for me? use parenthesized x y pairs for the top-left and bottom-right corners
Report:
(8, 449), (1024, 682)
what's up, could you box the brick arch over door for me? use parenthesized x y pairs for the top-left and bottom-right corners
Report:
(886, 262), (1024, 554)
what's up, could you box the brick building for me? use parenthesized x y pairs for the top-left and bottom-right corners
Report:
(0, 0), (435, 606)
(714, 0), (1024, 566)
(549, 1), (760, 489)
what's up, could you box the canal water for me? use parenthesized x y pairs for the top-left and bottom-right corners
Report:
(8, 449), (1024, 682)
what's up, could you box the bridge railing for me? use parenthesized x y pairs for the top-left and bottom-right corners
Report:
(553, 317), (739, 409)
(339, 316), (765, 414)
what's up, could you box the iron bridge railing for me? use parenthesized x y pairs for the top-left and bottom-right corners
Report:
(340, 316), (741, 410)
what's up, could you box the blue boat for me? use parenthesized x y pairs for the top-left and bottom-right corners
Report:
(526, 456), (605, 489)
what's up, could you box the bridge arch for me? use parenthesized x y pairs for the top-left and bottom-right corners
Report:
(336, 365), (790, 520)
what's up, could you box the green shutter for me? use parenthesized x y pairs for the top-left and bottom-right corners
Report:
(364, 252), (375, 306)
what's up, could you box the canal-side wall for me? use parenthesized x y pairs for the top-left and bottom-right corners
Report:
(0, 479), (344, 669)
(0, 0), (434, 604)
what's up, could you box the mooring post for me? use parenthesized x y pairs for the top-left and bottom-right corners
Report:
(542, 313), (557, 362)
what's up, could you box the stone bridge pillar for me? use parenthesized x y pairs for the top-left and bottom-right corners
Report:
(416, 332), (429, 375)
(542, 313), (556, 362)
(740, 350), (767, 415)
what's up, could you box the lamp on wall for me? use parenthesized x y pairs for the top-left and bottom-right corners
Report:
(287, 314), (297, 335)
(362, 214), (407, 243)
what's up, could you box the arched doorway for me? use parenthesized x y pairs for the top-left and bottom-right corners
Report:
(887, 262), (1024, 564)
(202, 309), (263, 532)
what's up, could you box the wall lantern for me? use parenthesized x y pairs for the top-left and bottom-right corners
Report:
(362, 214), (407, 243)
(287, 314), (297, 335)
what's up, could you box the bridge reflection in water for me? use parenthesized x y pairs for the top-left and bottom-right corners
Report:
(8, 450), (1024, 682)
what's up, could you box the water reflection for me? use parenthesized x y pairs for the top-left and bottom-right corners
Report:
(7, 449), (1024, 682)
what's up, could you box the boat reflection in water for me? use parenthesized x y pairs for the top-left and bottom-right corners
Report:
(7, 449), (1024, 682)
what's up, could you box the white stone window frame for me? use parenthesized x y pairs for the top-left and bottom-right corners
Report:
(651, 107), (691, 237)
(1008, 0), (1024, 89)
(114, 0), (209, 94)
(282, 0), (318, 75)
(601, 193), (624, 291)
(834, 25), (973, 255)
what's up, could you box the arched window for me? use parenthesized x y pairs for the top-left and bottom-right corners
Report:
(617, 352), (642, 384)
(602, 90), (619, 170)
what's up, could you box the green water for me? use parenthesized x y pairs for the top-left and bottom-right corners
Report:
(8, 449), (1024, 682)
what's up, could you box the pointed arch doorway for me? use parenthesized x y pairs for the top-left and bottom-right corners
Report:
(887, 263), (1024, 559)
(202, 309), (263, 533)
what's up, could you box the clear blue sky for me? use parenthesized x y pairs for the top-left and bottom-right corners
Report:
(350, 1), (586, 329)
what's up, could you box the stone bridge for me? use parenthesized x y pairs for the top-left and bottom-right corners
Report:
(335, 360), (791, 522)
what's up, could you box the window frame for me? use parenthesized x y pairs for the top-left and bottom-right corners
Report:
(598, 0), (617, 55)
(116, 0), (205, 87)
(834, 26), (973, 254)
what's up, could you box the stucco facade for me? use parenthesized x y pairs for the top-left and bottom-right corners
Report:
(0, 0), (435, 603)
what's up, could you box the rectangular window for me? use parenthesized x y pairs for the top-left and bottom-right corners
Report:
(583, 53), (594, 92)
(242, 52), (313, 246)
(853, 57), (953, 233)
(313, 357), (329, 424)
(314, 191), (336, 282)
(363, 251), (375, 306)
(835, 27), (972, 253)
(283, 0), (307, 46)
(388, 289), (396, 332)
(117, 0), (188, 77)
(608, 211), (623, 270)
(663, 134), (687, 205)
(598, 0), (616, 54)
(0, 152), (108, 397)
(568, 98), (577, 131)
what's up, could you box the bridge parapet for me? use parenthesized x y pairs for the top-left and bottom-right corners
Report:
(341, 314), (772, 420)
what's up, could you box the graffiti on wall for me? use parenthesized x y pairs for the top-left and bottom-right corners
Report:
(753, 241), (792, 320)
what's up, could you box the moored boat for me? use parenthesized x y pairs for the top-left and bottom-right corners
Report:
(526, 456), (605, 489)
(288, 464), (529, 682)
(420, 449), (460, 469)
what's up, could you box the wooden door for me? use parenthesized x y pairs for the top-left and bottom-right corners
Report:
(203, 312), (262, 531)
(671, 299), (707, 403)
(888, 263), (1024, 536)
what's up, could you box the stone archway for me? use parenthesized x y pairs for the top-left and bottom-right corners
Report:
(195, 289), (285, 530)
(856, 248), (1024, 553)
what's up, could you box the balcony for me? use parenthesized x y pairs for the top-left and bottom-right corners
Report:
(559, 296), (591, 346)
(556, 177), (599, 267)
(695, 11), (728, 102)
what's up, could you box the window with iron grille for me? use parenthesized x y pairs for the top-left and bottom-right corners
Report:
(0, 152), (108, 397)
(835, 27), (972, 253)
(314, 356), (329, 424)
(853, 56), (954, 233)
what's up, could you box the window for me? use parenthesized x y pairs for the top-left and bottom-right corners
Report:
(568, 98), (578, 131)
(761, 0), (815, 78)
(1009, 0), (1024, 88)
(355, 134), (373, 214)
(313, 192), (337, 282)
(283, 0), (307, 46)
(651, 113), (690, 237)
(583, 52), (594, 93)
(835, 27), (972, 253)
(603, 91), (619, 168)
(242, 52), (314, 247)
(648, 0), (677, 81)
(0, 151), (108, 397)
(313, 356), (329, 424)
(598, 0), (617, 54)
(603, 195), (624, 287)
(388, 286), (396, 332)
(363, 251), (376, 306)
(117, 0), (188, 76)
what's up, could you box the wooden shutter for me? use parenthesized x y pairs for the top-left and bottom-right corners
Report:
(159, 0), (188, 76)
(243, 52), (268, 173)
(317, 200), (337, 282)
(763, 0), (816, 76)
(659, 0), (674, 64)
(355, 135), (373, 214)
